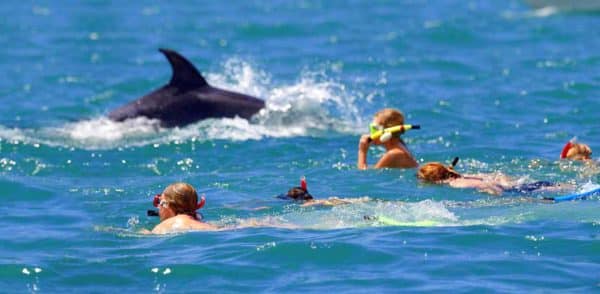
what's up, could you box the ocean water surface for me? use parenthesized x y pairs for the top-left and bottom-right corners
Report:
(0, 0), (599, 292)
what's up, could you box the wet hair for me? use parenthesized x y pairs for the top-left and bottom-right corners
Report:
(285, 187), (313, 201)
(374, 108), (406, 139)
(162, 182), (199, 219)
(374, 108), (405, 129)
(417, 162), (461, 183)
(565, 143), (592, 160)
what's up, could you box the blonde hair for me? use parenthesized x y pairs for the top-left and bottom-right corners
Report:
(417, 162), (461, 183)
(566, 143), (592, 160)
(374, 108), (405, 129)
(162, 182), (199, 219)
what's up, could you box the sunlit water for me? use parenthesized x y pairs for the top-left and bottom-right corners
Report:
(1, 0), (599, 292)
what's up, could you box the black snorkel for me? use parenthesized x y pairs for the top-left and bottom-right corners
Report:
(451, 157), (459, 168)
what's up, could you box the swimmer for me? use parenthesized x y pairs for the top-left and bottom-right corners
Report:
(417, 158), (569, 196)
(560, 140), (592, 161)
(278, 177), (369, 207)
(142, 182), (218, 234)
(358, 108), (418, 170)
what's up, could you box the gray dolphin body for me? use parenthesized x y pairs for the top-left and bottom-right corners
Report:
(108, 48), (265, 128)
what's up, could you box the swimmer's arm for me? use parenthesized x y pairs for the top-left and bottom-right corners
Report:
(301, 200), (326, 207)
(449, 179), (503, 195)
(357, 134), (370, 170)
(139, 228), (153, 235)
(302, 199), (345, 207)
(301, 197), (367, 207)
(374, 150), (418, 169)
(490, 172), (513, 187)
(477, 184), (503, 196)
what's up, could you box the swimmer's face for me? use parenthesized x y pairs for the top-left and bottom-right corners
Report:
(157, 194), (176, 221)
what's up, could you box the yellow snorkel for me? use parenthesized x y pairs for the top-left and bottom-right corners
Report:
(369, 123), (420, 142)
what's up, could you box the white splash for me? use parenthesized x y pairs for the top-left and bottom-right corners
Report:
(268, 199), (461, 230)
(0, 58), (367, 150)
(578, 181), (600, 193)
(531, 6), (559, 17)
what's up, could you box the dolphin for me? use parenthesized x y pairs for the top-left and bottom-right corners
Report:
(108, 48), (265, 128)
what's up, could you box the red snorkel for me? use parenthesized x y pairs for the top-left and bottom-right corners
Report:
(190, 195), (206, 220)
(277, 176), (313, 200)
(196, 195), (206, 210)
(560, 139), (575, 159)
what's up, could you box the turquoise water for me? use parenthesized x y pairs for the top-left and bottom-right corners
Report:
(1, 0), (599, 292)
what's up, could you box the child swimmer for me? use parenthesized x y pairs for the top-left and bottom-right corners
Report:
(357, 108), (419, 170)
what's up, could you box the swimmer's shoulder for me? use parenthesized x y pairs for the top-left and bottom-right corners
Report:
(151, 215), (218, 234)
(189, 220), (219, 231)
(377, 148), (418, 168)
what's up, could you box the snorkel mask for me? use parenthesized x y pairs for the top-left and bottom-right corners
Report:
(147, 193), (206, 219)
(369, 122), (420, 143)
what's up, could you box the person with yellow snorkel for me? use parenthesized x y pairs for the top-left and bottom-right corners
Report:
(357, 108), (419, 169)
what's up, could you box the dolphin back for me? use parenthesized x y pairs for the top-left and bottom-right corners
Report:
(159, 48), (208, 90)
(108, 49), (265, 127)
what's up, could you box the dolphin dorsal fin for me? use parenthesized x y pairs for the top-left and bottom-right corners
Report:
(159, 48), (208, 88)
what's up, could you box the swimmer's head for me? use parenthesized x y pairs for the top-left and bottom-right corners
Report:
(160, 182), (200, 220)
(370, 108), (405, 143)
(562, 143), (592, 161)
(374, 108), (405, 129)
(280, 177), (313, 201)
(417, 162), (461, 183)
(285, 187), (314, 201)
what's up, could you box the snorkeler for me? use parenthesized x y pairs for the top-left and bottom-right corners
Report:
(278, 177), (369, 207)
(357, 108), (419, 170)
(417, 158), (568, 196)
(560, 139), (593, 161)
(143, 182), (218, 234)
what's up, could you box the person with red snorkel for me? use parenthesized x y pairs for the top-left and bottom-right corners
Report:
(142, 182), (217, 234)
(357, 108), (419, 170)
(560, 139), (593, 161)
(279, 177), (369, 207)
